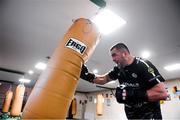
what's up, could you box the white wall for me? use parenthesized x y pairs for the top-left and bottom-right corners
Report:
(74, 91), (127, 120)
(86, 91), (127, 120)
(74, 79), (180, 120)
(161, 79), (180, 119)
(73, 92), (88, 119)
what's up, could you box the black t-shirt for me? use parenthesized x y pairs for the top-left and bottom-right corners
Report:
(108, 57), (165, 119)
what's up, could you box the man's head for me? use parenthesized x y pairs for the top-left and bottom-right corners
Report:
(110, 43), (130, 67)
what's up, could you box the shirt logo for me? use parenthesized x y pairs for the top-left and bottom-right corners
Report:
(123, 82), (139, 88)
(119, 84), (126, 89)
(148, 67), (154, 74)
(65, 38), (87, 55)
(132, 73), (137, 78)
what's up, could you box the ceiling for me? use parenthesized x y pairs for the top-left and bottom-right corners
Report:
(0, 0), (180, 92)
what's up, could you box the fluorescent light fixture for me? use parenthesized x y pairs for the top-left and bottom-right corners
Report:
(107, 81), (116, 84)
(19, 78), (31, 83)
(164, 63), (180, 71)
(141, 51), (150, 59)
(93, 69), (98, 74)
(92, 9), (126, 35)
(28, 70), (34, 75)
(35, 62), (47, 70)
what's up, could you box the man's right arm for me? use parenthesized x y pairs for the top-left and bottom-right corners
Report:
(94, 74), (112, 85)
(80, 65), (112, 85)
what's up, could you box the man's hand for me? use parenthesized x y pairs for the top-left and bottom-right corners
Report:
(80, 64), (96, 83)
(115, 86), (148, 103)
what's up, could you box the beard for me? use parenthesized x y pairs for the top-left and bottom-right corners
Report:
(117, 63), (122, 69)
(117, 61), (126, 68)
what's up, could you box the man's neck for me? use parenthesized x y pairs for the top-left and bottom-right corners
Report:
(126, 55), (135, 66)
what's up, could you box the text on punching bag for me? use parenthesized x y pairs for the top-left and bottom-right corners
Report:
(65, 38), (87, 55)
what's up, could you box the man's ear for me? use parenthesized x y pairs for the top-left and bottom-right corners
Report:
(122, 52), (126, 57)
(124, 51), (129, 56)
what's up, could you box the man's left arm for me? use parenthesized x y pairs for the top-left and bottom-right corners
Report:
(115, 82), (168, 104)
(140, 59), (168, 102)
(147, 82), (168, 102)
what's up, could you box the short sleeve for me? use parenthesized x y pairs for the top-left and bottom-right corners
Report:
(108, 66), (119, 80)
(138, 59), (165, 89)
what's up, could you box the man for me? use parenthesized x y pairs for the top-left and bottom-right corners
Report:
(80, 43), (168, 119)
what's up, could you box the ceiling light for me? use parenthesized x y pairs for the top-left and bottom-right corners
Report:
(164, 63), (180, 71)
(93, 69), (98, 74)
(107, 81), (116, 84)
(19, 78), (31, 83)
(28, 70), (34, 75)
(141, 51), (150, 59)
(91, 9), (126, 35)
(35, 62), (47, 70)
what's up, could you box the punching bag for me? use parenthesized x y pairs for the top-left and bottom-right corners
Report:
(71, 98), (77, 116)
(96, 94), (104, 116)
(10, 83), (25, 116)
(22, 18), (100, 119)
(2, 90), (13, 113)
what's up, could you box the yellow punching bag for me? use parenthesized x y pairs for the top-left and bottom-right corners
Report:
(10, 83), (25, 116)
(96, 94), (104, 116)
(2, 89), (13, 113)
(22, 18), (100, 119)
(71, 98), (77, 115)
(172, 86), (177, 94)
